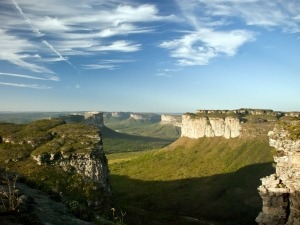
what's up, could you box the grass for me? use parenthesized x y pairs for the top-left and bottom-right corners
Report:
(277, 117), (300, 140)
(0, 119), (110, 213)
(0, 114), (282, 225)
(104, 118), (181, 139)
(101, 126), (177, 153)
(107, 136), (274, 225)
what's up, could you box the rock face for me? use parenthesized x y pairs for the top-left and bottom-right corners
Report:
(256, 121), (300, 225)
(30, 123), (111, 209)
(84, 112), (104, 128)
(111, 112), (130, 119)
(160, 115), (182, 127)
(129, 113), (161, 122)
(181, 114), (241, 139)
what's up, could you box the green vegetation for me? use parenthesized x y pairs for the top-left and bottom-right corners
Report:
(0, 112), (75, 124)
(278, 118), (300, 140)
(285, 123), (300, 140)
(0, 112), (282, 225)
(0, 173), (20, 213)
(32, 123), (100, 156)
(102, 125), (179, 153)
(0, 119), (109, 216)
(185, 112), (240, 119)
(104, 118), (181, 139)
(107, 136), (274, 225)
(243, 114), (278, 122)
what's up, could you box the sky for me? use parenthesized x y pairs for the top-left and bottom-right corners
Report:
(0, 0), (300, 113)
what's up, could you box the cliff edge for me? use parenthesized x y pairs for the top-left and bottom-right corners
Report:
(181, 113), (241, 139)
(256, 120), (300, 225)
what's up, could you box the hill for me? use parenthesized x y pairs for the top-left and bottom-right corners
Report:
(104, 117), (181, 139)
(0, 119), (112, 224)
(107, 135), (275, 225)
(101, 126), (178, 153)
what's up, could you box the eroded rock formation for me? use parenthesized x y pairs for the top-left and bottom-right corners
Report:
(129, 113), (161, 122)
(84, 112), (104, 128)
(256, 121), (300, 225)
(31, 123), (111, 209)
(181, 114), (241, 139)
(160, 115), (182, 127)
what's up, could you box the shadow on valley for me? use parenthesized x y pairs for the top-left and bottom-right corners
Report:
(110, 162), (274, 225)
(101, 126), (176, 153)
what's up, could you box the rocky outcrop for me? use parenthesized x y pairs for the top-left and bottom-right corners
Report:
(84, 112), (104, 128)
(129, 113), (161, 122)
(111, 112), (130, 119)
(29, 123), (111, 209)
(196, 109), (298, 119)
(160, 115), (182, 127)
(181, 114), (241, 139)
(256, 121), (300, 225)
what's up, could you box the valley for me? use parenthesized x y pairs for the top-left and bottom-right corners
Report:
(0, 109), (299, 225)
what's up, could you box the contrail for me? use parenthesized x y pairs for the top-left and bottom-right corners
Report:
(11, 0), (43, 36)
(42, 40), (81, 75)
(11, 0), (81, 75)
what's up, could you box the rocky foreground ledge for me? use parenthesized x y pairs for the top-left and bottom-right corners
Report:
(256, 120), (300, 225)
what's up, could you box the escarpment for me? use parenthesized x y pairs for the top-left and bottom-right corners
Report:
(0, 117), (112, 211)
(160, 114), (182, 127)
(256, 120), (300, 225)
(181, 114), (241, 139)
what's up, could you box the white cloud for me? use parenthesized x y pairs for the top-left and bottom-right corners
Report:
(0, 0), (174, 77)
(196, 0), (300, 32)
(161, 0), (300, 66)
(0, 82), (51, 89)
(0, 72), (59, 81)
(90, 41), (141, 52)
(0, 29), (55, 74)
(83, 59), (134, 70)
(160, 29), (255, 66)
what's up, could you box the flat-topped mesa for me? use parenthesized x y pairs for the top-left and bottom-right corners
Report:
(160, 115), (182, 127)
(256, 120), (300, 225)
(181, 113), (241, 139)
(84, 111), (104, 128)
(129, 113), (161, 122)
(111, 112), (130, 119)
(196, 108), (281, 116)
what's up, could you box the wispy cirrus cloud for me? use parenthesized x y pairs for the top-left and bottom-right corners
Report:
(0, 82), (51, 89)
(197, 0), (300, 32)
(83, 59), (134, 70)
(0, 72), (59, 81)
(0, 0), (174, 84)
(159, 0), (300, 66)
(0, 29), (54, 74)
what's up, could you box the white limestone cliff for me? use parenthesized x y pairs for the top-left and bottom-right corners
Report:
(181, 114), (241, 139)
(160, 115), (182, 127)
(256, 121), (300, 225)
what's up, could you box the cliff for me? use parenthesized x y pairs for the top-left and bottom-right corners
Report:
(104, 112), (130, 120)
(256, 120), (300, 225)
(181, 114), (241, 139)
(160, 115), (182, 127)
(0, 119), (112, 211)
(58, 112), (105, 128)
(84, 112), (104, 128)
(129, 113), (161, 122)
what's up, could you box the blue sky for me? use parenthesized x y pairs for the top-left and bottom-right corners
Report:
(1, 0), (300, 113)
